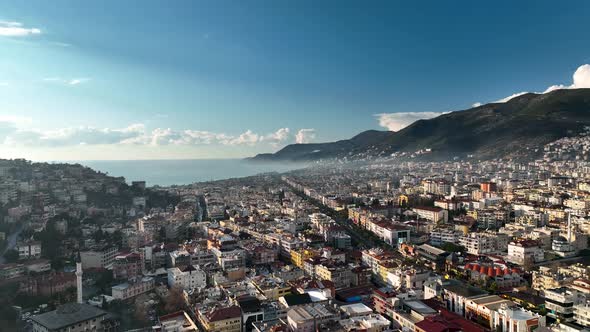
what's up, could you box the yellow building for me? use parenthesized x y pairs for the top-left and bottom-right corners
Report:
(398, 195), (409, 207)
(378, 262), (397, 284)
(252, 277), (291, 300)
(291, 249), (317, 268)
(315, 263), (352, 288)
(540, 207), (566, 222)
(348, 207), (361, 222)
(197, 305), (242, 332)
(532, 269), (572, 292)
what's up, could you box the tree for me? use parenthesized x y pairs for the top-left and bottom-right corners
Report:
(163, 286), (185, 313)
(111, 230), (123, 247)
(95, 270), (114, 292)
(441, 242), (466, 253)
(489, 281), (499, 294)
(134, 301), (149, 325)
(4, 249), (19, 263)
(93, 230), (105, 242)
(101, 296), (109, 310)
(523, 256), (535, 271)
(157, 227), (166, 242)
(34, 219), (64, 259)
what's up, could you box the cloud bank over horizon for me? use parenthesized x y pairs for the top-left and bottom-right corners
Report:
(0, 120), (314, 149)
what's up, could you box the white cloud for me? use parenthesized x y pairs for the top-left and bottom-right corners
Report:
(43, 77), (91, 86)
(295, 129), (316, 144)
(375, 112), (442, 132)
(264, 128), (290, 146)
(543, 84), (566, 93)
(0, 21), (41, 37)
(0, 116), (33, 125)
(69, 78), (90, 85)
(0, 21), (22, 27)
(178, 130), (231, 145)
(494, 92), (528, 103)
(571, 64), (590, 89)
(493, 64), (590, 104)
(228, 130), (261, 146)
(0, 121), (303, 148)
(472, 102), (482, 107)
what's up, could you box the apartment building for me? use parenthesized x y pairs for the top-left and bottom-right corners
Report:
(80, 246), (118, 269)
(111, 277), (155, 300)
(167, 265), (207, 291)
(506, 240), (544, 266)
(17, 241), (42, 259)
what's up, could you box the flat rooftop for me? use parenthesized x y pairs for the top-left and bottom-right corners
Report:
(31, 303), (106, 330)
(404, 300), (438, 315)
(443, 281), (488, 298)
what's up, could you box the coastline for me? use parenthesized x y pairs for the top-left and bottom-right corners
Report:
(70, 159), (306, 187)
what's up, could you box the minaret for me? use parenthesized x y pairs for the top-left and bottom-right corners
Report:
(76, 262), (83, 304)
(567, 213), (572, 243)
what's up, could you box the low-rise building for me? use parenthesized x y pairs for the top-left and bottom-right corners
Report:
(113, 252), (143, 280)
(252, 276), (291, 300)
(315, 261), (353, 289)
(155, 311), (198, 332)
(111, 277), (155, 300)
(287, 303), (338, 332)
(413, 207), (448, 223)
(196, 305), (242, 332)
(30, 303), (113, 332)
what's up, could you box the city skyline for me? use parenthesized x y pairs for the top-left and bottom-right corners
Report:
(2, 0), (590, 160)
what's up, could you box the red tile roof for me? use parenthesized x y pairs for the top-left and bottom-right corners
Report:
(205, 306), (241, 322)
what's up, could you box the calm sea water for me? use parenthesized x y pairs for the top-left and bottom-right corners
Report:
(75, 159), (306, 186)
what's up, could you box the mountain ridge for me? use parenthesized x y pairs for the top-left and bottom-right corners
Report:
(250, 89), (590, 161)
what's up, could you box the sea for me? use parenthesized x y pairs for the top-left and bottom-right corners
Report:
(73, 159), (307, 187)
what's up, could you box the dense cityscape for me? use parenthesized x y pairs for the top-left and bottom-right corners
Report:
(3, 2), (590, 332)
(0, 131), (590, 332)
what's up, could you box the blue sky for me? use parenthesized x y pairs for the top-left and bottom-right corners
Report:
(1, 0), (590, 160)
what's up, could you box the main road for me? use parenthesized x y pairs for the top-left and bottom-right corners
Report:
(282, 180), (393, 251)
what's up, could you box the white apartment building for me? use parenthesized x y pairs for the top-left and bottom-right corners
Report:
(309, 213), (332, 228)
(492, 303), (546, 332)
(386, 267), (430, 290)
(430, 229), (460, 246)
(574, 304), (590, 327)
(167, 265), (207, 291)
(17, 241), (42, 259)
(112, 277), (155, 300)
(459, 232), (508, 255)
(80, 246), (118, 269)
(545, 287), (584, 321)
(564, 199), (590, 210)
(506, 240), (544, 265)
(368, 221), (411, 246)
(422, 180), (451, 195)
(413, 207), (448, 223)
